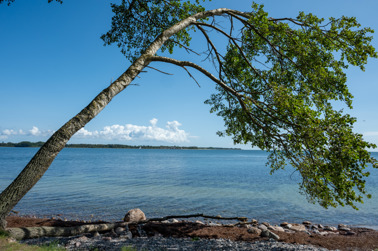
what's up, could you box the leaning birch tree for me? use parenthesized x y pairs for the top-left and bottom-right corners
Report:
(1, 0), (377, 230)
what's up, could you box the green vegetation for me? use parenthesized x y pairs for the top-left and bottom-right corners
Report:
(0, 235), (65, 251)
(0, 141), (241, 150)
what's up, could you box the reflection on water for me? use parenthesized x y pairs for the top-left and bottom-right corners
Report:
(0, 147), (377, 228)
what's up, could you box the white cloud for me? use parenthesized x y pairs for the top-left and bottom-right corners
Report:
(29, 126), (40, 136)
(0, 119), (191, 143)
(364, 131), (378, 136)
(0, 127), (53, 140)
(74, 118), (190, 143)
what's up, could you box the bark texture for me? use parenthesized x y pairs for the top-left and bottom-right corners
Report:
(7, 222), (127, 240)
(0, 8), (238, 230)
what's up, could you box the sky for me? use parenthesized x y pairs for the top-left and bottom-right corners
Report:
(1, 0), (378, 149)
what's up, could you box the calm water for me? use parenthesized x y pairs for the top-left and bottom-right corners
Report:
(0, 147), (377, 228)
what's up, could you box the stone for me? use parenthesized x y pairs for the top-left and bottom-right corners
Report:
(318, 224), (324, 229)
(346, 231), (356, 235)
(268, 226), (285, 232)
(260, 229), (270, 237)
(171, 219), (179, 223)
(289, 224), (306, 232)
(93, 232), (100, 238)
(268, 231), (280, 240)
(280, 222), (289, 227)
(120, 231), (133, 239)
(338, 224), (351, 231)
(123, 208), (146, 223)
(261, 222), (270, 227)
(258, 224), (268, 231)
(247, 226), (262, 235)
(260, 230), (280, 240)
(115, 227), (125, 234)
(195, 220), (204, 225)
(302, 221), (312, 225)
(251, 219), (258, 224)
(324, 226), (337, 231)
(339, 226), (351, 231)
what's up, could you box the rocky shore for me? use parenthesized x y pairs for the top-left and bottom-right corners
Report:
(5, 210), (378, 250)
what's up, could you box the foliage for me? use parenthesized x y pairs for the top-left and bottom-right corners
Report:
(101, 0), (210, 61)
(205, 3), (378, 209)
(103, 1), (377, 209)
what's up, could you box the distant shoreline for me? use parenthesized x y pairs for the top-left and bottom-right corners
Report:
(0, 141), (242, 150)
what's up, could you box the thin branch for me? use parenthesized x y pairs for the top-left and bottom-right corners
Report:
(146, 65), (174, 75)
(182, 66), (201, 87)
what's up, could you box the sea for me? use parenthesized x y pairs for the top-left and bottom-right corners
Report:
(0, 147), (377, 229)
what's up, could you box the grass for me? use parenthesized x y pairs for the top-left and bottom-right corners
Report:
(0, 235), (65, 251)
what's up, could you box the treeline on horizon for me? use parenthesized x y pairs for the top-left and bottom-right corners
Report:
(0, 141), (241, 150)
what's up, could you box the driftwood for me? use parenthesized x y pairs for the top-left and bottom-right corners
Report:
(7, 222), (127, 240)
(7, 213), (248, 240)
(143, 213), (248, 223)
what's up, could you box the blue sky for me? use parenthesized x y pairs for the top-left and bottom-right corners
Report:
(1, 0), (378, 149)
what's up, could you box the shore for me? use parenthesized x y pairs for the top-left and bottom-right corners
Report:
(4, 215), (378, 250)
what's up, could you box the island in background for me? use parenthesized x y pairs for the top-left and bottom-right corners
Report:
(0, 141), (241, 150)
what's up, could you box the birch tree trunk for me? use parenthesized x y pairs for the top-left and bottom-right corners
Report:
(0, 8), (233, 230)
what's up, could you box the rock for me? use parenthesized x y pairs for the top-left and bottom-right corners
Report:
(324, 226), (337, 231)
(260, 230), (280, 240)
(120, 231), (133, 239)
(269, 231), (280, 240)
(268, 226), (285, 232)
(115, 227), (125, 234)
(260, 229), (270, 237)
(247, 226), (262, 235)
(258, 224), (268, 231)
(280, 222), (289, 227)
(195, 220), (205, 225)
(171, 219), (179, 223)
(93, 232), (100, 238)
(339, 226), (351, 231)
(318, 224), (324, 229)
(75, 242), (81, 248)
(312, 229), (320, 235)
(251, 219), (258, 224)
(338, 224), (351, 231)
(289, 224), (306, 232)
(261, 222), (270, 227)
(302, 221), (312, 225)
(103, 237), (112, 241)
(208, 222), (221, 227)
(346, 231), (356, 235)
(123, 208), (146, 223)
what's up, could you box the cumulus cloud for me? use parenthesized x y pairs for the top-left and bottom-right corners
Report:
(0, 127), (53, 140)
(1, 119), (191, 143)
(74, 118), (190, 143)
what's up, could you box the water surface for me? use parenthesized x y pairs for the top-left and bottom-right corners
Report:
(0, 147), (377, 228)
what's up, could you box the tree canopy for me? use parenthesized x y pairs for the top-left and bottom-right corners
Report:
(103, 1), (378, 209)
